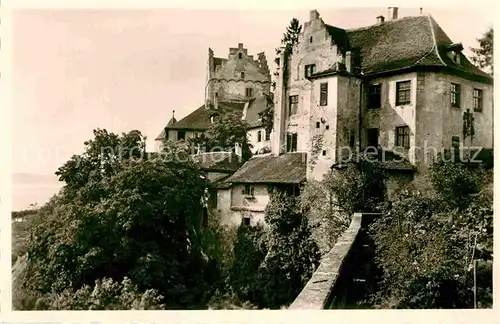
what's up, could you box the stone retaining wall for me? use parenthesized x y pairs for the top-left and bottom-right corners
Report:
(289, 212), (378, 309)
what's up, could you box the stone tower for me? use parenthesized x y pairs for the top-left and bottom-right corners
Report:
(205, 43), (271, 109)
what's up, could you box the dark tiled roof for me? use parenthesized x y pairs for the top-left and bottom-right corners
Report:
(191, 152), (243, 172)
(342, 15), (491, 82)
(333, 150), (416, 171)
(325, 24), (349, 51)
(346, 16), (437, 75)
(212, 176), (232, 189)
(164, 101), (246, 131)
(245, 95), (272, 128)
(155, 115), (177, 140)
(226, 153), (307, 184)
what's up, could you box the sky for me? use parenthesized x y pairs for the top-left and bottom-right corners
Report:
(11, 7), (493, 178)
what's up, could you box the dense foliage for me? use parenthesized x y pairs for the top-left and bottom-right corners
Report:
(227, 191), (320, 309)
(17, 129), (217, 310)
(470, 27), (493, 75)
(188, 112), (253, 161)
(300, 162), (386, 254)
(370, 159), (493, 308)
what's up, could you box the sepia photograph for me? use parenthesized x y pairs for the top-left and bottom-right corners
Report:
(10, 6), (494, 313)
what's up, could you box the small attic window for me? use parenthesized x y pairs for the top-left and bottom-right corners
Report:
(210, 114), (220, 124)
(238, 53), (242, 59)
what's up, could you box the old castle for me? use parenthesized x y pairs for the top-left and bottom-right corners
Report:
(155, 8), (493, 227)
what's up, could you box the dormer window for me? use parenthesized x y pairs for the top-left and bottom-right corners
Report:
(210, 114), (220, 124)
(446, 43), (463, 65)
(238, 53), (242, 59)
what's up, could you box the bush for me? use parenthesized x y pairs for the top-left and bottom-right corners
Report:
(370, 160), (493, 308)
(229, 223), (267, 304)
(259, 191), (321, 308)
(20, 130), (216, 310)
(34, 277), (164, 310)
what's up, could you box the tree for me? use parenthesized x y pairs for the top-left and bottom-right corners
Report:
(369, 160), (492, 308)
(300, 161), (386, 255)
(259, 190), (321, 308)
(229, 223), (267, 305)
(204, 112), (253, 161)
(22, 129), (215, 310)
(470, 27), (493, 75)
(258, 93), (275, 138)
(56, 129), (145, 195)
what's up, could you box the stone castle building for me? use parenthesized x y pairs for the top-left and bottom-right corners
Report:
(155, 8), (493, 227)
(271, 8), (493, 181)
(155, 43), (273, 154)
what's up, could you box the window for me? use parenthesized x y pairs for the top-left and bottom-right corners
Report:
(322, 150), (327, 156)
(452, 136), (460, 149)
(326, 125), (329, 130)
(309, 36), (313, 43)
(257, 130), (262, 142)
(244, 184), (254, 196)
(473, 88), (483, 112)
(320, 82), (328, 106)
(243, 217), (250, 226)
(165, 129), (169, 141)
(211, 191), (217, 208)
(286, 133), (298, 152)
(395, 126), (410, 149)
(452, 136), (460, 159)
(367, 84), (381, 109)
(305, 64), (316, 78)
(316, 122), (320, 128)
(350, 134), (355, 147)
(215, 92), (218, 98)
(265, 130), (270, 141)
(366, 128), (379, 147)
(202, 208), (208, 228)
(241, 71), (245, 78)
(178, 131), (186, 140)
(238, 53), (242, 59)
(245, 88), (253, 97)
(451, 83), (461, 108)
(289, 95), (299, 116)
(396, 80), (411, 106)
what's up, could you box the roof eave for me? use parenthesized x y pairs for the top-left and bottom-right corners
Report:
(363, 65), (493, 85)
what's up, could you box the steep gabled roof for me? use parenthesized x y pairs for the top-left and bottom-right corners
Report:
(225, 153), (307, 184)
(339, 14), (491, 82)
(164, 101), (246, 131)
(155, 114), (177, 140)
(245, 94), (272, 129)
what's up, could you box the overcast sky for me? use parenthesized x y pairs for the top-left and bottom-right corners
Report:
(12, 7), (494, 176)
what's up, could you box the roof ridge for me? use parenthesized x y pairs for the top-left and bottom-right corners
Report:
(345, 15), (425, 32)
(426, 14), (447, 66)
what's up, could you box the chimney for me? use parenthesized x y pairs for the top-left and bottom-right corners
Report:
(310, 9), (320, 21)
(388, 7), (398, 20)
(234, 143), (242, 157)
(376, 15), (385, 24)
(345, 51), (352, 73)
